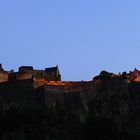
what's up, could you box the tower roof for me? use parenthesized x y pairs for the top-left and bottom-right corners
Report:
(45, 65), (59, 73)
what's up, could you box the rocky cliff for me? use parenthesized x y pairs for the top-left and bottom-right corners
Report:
(0, 77), (140, 140)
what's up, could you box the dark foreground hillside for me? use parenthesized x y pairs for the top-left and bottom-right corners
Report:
(0, 79), (140, 140)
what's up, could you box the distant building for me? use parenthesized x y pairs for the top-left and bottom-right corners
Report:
(18, 65), (61, 81)
(19, 66), (34, 73)
(0, 64), (61, 83)
(128, 68), (140, 82)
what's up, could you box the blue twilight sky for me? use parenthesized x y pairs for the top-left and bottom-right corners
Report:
(0, 0), (140, 80)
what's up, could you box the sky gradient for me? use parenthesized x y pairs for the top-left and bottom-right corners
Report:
(0, 0), (140, 80)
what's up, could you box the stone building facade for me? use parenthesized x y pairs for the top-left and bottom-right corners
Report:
(0, 64), (61, 83)
(127, 68), (140, 82)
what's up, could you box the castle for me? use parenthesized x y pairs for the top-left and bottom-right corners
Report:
(0, 64), (61, 83)
(0, 64), (96, 108)
(0, 64), (140, 85)
(0, 64), (139, 107)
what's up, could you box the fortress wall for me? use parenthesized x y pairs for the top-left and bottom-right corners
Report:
(16, 73), (32, 80)
(41, 85), (70, 107)
(33, 79), (46, 88)
(44, 87), (81, 109)
(0, 72), (8, 83)
(43, 81), (97, 110)
(44, 90), (64, 108)
(0, 73), (100, 108)
(0, 79), (34, 106)
(33, 78), (91, 89)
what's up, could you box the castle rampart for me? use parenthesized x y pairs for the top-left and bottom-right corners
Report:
(0, 64), (132, 108)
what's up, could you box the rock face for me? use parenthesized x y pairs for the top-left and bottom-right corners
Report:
(33, 77), (140, 139)
(0, 71), (140, 139)
(2, 65), (140, 139)
(84, 78), (140, 139)
(84, 78), (129, 139)
(0, 79), (34, 106)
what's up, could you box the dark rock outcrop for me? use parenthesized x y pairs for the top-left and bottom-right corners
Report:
(0, 77), (140, 139)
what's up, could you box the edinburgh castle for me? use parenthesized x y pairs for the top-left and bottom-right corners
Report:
(0, 63), (140, 108)
(1, 64), (140, 139)
(0, 64), (98, 108)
